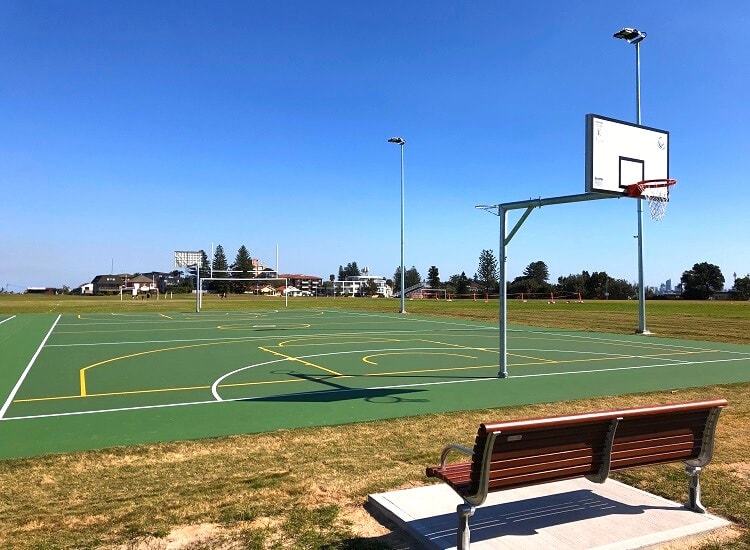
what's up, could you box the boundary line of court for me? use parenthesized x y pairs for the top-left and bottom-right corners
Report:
(0, 315), (16, 326)
(0, 314), (61, 419)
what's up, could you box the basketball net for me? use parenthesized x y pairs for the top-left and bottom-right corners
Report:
(626, 179), (676, 221)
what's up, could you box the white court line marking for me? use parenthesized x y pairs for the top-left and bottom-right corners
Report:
(3, 355), (749, 422)
(0, 315), (17, 326)
(0, 315), (61, 419)
(43, 327), (494, 348)
(210, 347), (750, 401)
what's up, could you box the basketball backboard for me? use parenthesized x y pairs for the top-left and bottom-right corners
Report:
(585, 114), (670, 200)
(174, 250), (202, 268)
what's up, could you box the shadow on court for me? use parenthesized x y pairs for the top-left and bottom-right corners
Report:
(246, 371), (430, 404)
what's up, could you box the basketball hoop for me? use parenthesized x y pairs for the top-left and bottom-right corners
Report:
(626, 178), (676, 221)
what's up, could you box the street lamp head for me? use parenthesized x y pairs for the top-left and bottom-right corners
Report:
(387, 137), (405, 145)
(613, 27), (646, 44)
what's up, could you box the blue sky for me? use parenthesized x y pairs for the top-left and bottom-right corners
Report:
(2, 2), (748, 291)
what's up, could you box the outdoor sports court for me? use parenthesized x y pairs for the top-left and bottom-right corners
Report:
(1, 308), (749, 460)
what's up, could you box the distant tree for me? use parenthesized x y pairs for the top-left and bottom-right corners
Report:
(556, 270), (635, 300)
(448, 272), (470, 296)
(212, 245), (228, 273)
(509, 260), (552, 296)
(338, 262), (361, 280)
(211, 245), (229, 294)
(231, 245), (254, 293)
(392, 267), (402, 292)
(365, 279), (379, 296)
(232, 245), (253, 273)
(405, 266), (421, 289)
(605, 278), (637, 300)
(681, 262), (725, 299)
(427, 266), (440, 288)
(508, 275), (552, 296)
(557, 272), (589, 295)
(734, 275), (750, 300)
(586, 271), (610, 299)
(200, 250), (210, 275)
(476, 250), (498, 293)
(393, 266), (421, 292)
(523, 261), (549, 282)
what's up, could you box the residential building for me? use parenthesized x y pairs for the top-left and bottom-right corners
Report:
(333, 275), (392, 297)
(279, 274), (323, 295)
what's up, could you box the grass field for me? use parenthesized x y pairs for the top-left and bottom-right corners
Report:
(2, 293), (749, 344)
(1, 294), (749, 548)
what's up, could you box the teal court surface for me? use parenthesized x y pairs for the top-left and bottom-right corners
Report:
(1, 309), (749, 459)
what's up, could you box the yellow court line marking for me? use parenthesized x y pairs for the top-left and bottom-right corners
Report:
(362, 364), (496, 377)
(509, 352), (558, 363)
(159, 313), (173, 320)
(16, 378), (307, 403)
(362, 351), (477, 366)
(513, 333), (713, 354)
(258, 346), (343, 376)
(508, 349), (708, 368)
(58, 326), (232, 335)
(218, 323), (311, 331)
(78, 339), (260, 397)
(416, 337), (556, 364)
(276, 336), (409, 348)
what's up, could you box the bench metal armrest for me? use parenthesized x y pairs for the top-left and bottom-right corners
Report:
(439, 444), (474, 469)
(685, 406), (724, 469)
(684, 405), (725, 513)
(585, 417), (622, 484)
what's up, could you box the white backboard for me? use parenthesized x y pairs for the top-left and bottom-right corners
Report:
(585, 114), (670, 199)
(174, 250), (202, 268)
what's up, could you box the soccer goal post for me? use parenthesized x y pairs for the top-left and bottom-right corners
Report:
(195, 277), (289, 312)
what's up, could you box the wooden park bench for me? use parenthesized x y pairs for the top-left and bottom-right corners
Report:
(426, 399), (727, 550)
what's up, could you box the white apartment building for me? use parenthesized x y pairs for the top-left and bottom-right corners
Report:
(333, 275), (392, 297)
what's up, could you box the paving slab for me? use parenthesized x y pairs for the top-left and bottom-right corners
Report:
(369, 478), (730, 549)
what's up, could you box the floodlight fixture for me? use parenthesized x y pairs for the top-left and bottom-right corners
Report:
(613, 27), (646, 44)
(387, 136), (405, 145)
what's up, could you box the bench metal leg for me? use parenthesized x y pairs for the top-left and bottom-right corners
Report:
(686, 465), (706, 513)
(457, 503), (475, 550)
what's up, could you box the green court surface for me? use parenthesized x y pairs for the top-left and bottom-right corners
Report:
(1, 309), (749, 459)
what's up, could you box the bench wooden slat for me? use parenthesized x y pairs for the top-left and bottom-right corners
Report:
(488, 446), (600, 469)
(486, 463), (598, 490)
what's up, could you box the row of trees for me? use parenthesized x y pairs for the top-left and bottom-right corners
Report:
(178, 245), (746, 300)
(178, 245), (280, 294)
(390, 251), (748, 301)
(459, 251), (639, 300)
(678, 262), (750, 300)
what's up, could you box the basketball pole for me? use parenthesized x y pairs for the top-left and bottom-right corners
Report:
(634, 34), (649, 334)
(478, 192), (613, 378)
(615, 27), (650, 335)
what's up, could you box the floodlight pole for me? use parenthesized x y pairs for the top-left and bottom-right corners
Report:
(388, 137), (407, 313)
(614, 27), (650, 334)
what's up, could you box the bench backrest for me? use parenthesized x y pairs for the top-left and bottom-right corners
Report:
(468, 399), (726, 496)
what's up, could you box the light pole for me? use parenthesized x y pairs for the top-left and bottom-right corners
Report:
(388, 136), (407, 313)
(614, 27), (650, 334)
